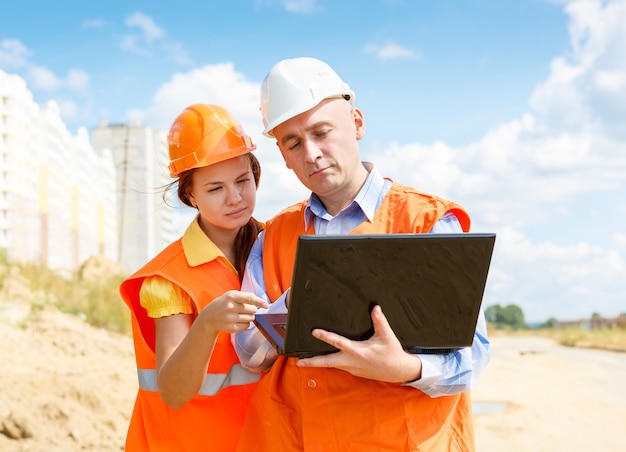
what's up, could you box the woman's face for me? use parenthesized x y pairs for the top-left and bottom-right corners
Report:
(187, 154), (256, 234)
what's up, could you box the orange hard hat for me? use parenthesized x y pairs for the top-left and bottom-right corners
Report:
(167, 104), (256, 177)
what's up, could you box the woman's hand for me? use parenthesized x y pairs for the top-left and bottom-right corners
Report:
(198, 290), (269, 333)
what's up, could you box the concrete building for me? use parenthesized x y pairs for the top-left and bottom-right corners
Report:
(0, 70), (117, 272)
(91, 122), (176, 274)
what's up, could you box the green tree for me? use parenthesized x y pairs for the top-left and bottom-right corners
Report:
(485, 304), (502, 323)
(542, 317), (557, 328)
(485, 303), (526, 329)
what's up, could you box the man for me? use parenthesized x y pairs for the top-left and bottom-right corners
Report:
(234, 57), (490, 451)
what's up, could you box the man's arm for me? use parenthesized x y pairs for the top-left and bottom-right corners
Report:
(406, 313), (490, 396)
(232, 231), (286, 372)
(297, 212), (491, 396)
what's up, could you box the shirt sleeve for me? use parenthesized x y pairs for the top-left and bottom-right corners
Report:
(429, 211), (464, 233)
(404, 309), (491, 395)
(139, 275), (194, 318)
(232, 231), (284, 371)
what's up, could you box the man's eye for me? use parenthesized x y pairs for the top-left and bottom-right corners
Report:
(315, 129), (330, 138)
(288, 141), (301, 151)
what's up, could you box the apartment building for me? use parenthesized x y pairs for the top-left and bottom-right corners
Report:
(0, 70), (117, 272)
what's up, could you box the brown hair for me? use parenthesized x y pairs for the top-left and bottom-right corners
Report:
(233, 153), (263, 280)
(166, 153), (263, 281)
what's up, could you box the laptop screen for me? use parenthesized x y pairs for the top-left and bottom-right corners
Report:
(279, 233), (496, 356)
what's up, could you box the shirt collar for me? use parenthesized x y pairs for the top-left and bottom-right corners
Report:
(181, 215), (234, 272)
(303, 162), (384, 228)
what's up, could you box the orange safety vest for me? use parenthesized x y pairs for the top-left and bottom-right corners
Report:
(237, 181), (475, 452)
(120, 239), (259, 452)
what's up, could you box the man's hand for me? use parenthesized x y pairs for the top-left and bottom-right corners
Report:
(296, 305), (422, 383)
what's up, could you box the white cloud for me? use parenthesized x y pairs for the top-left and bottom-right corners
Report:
(55, 99), (80, 122)
(81, 18), (107, 29)
(128, 63), (260, 130)
(282, 0), (317, 13)
(364, 40), (420, 61)
(120, 11), (166, 54)
(66, 69), (90, 91)
(26, 66), (90, 93)
(1, 39), (89, 94)
(0, 39), (31, 69)
(119, 11), (192, 66)
(125, 11), (165, 43)
(529, 56), (589, 130)
(482, 226), (626, 322)
(162, 42), (193, 66)
(0, 39), (93, 129)
(530, 0), (626, 139)
(615, 233), (626, 247)
(28, 66), (63, 91)
(119, 35), (145, 54)
(594, 70), (626, 93)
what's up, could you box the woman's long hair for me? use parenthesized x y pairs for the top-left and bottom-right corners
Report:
(168, 153), (263, 281)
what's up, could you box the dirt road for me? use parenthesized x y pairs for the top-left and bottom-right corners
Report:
(473, 335), (626, 451)
(1, 307), (624, 451)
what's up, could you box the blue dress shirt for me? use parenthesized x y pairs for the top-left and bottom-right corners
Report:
(233, 164), (490, 397)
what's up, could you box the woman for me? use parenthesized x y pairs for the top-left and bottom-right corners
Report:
(119, 104), (268, 451)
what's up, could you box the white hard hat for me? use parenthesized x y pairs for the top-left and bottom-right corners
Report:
(260, 57), (355, 137)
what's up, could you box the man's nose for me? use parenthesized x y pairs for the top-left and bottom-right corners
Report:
(303, 140), (323, 163)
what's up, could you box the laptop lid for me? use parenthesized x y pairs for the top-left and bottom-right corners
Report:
(255, 232), (495, 357)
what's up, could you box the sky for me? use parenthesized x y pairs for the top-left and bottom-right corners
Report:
(1, 0), (625, 324)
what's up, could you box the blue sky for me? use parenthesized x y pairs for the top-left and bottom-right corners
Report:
(2, 0), (625, 323)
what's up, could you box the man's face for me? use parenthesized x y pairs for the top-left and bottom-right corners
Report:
(272, 98), (366, 202)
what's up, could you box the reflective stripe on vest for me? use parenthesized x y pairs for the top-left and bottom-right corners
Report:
(137, 364), (260, 396)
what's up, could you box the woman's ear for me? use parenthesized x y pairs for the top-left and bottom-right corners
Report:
(187, 192), (197, 209)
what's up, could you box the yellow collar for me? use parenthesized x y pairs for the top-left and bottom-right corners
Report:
(181, 215), (236, 274)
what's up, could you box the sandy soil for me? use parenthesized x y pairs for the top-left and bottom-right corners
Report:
(0, 307), (136, 451)
(1, 306), (624, 451)
(473, 334), (626, 451)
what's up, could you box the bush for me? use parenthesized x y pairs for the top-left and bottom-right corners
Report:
(5, 258), (131, 335)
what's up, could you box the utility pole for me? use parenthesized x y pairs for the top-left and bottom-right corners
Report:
(118, 125), (130, 262)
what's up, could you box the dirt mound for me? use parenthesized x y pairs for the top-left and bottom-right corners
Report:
(77, 255), (125, 283)
(0, 307), (136, 451)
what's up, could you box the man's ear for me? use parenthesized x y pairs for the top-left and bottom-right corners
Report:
(352, 108), (366, 140)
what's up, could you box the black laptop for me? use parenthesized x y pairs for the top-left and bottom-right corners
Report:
(254, 232), (495, 357)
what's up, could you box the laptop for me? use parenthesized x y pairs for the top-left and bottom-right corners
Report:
(254, 233), (495, 357)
